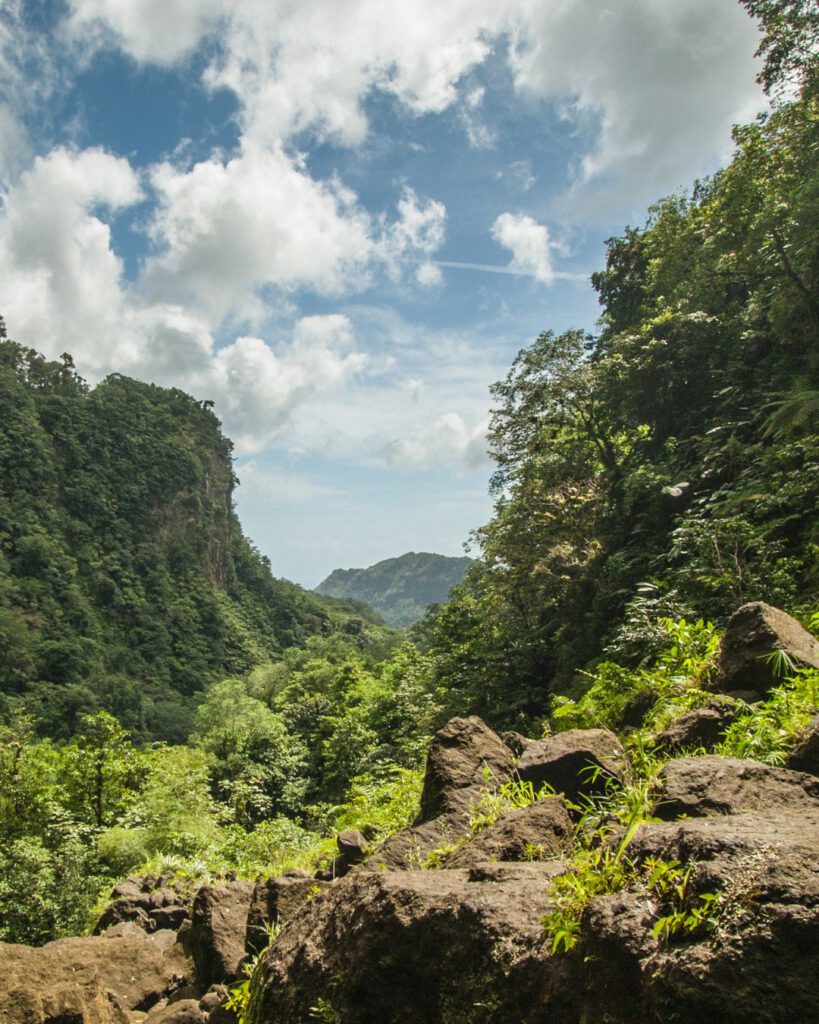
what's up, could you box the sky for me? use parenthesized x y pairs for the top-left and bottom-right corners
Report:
(0, 0), (767, 587)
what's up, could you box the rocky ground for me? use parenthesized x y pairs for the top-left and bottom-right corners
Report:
(3, 602), (818, 1024)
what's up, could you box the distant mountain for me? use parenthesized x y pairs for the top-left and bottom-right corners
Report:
(315, 552), (474, 627)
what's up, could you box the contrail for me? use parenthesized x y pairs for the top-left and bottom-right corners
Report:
(427, 259), (590, 282)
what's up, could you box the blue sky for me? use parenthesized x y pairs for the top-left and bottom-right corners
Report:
(0, 0), (766, 586)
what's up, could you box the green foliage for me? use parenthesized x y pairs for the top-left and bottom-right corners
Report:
(0, 341), (393, 743)
(418, 72), (819, 726)
(551, 617), (720, 734)
(717, 667), (819, 764)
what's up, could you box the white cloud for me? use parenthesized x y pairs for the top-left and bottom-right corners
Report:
(142, 146), (375, 320)
(386, 412), (488, 471)
(416, 263), (444, 287)
(184, 316), (368, 455)
(67, 0), (224, 65)
(66, 0), (763, 201)
(491, 212), (553, 283)
(0, 147), (143, 371)
(508, 0), (763, 206)
(381, 186), (447, 280)
(234, 461), (343, 505)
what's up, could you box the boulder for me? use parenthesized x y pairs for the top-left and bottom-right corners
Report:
(324, 828), (371, 878)
(95, 875), (191, 935)
(370, 811), (477, 870)
(500, 731), (532, 757)
(517, 728), (628, 805)
(652, 699), (739, 754)
(444, 796), (573, 868)
(416, 716), (515, 824)
(145, 1000), (207, 1024)
(189, 881), (255, 987)
(650, 755), (819, 820)
(0, 973), (128, 1024)
(714, 602), (819, 696)
(337, 829), (369, 864)
(609, 808), (819, 1024)
(251, 863), (574, 1024)
(786, 714), (819, 776)
(0, 930), (194, 1022)
(244, 876), (328, 956)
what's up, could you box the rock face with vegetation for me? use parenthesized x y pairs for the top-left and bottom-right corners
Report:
(1, 587), (818, 1024)
(0, 342), (387, 744)
(246, 708), (819, 1023)
(315, 551), (473, 627)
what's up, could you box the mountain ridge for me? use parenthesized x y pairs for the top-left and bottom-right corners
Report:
(315, 551), (474, 627)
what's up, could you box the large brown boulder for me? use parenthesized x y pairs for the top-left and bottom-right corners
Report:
(650, 754), (819, 820)
(244, 876), (328, 956)
(714, 601), (819, 697)
(606, 803), (819, 1024)
(416, 716), (515, 824)
(652, 699), (739, 754)
(444, 796), (573, 868)
(249, 863), (574, 1024)
(517, 728), (628, 805)
(371, 716), (517, 870)
(0, 930), (194, 1023)
(189, 881), (255, 987)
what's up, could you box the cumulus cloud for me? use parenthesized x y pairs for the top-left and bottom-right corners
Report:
(67, 0), (762, 196)
(0, 147), (144, 371)
(142, 146), (375, 320)
(67, 0), (224, 66)
(386, 412), (488, 471)
(508, 0), (763, 204)
(201, 316), (367, 454)
(491, 212), (553, 283)
(380, 186), (447, 281)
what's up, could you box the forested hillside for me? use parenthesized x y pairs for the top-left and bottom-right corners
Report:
(315, 552), (473, 627)
(418, 29), (819, 728)
(0, 336), (388, 742)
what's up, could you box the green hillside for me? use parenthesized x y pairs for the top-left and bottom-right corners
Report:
(315, 552), (474, 627)
(0, 338), (388, 741)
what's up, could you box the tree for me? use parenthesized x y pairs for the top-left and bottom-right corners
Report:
(740, 0), (819, 94)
